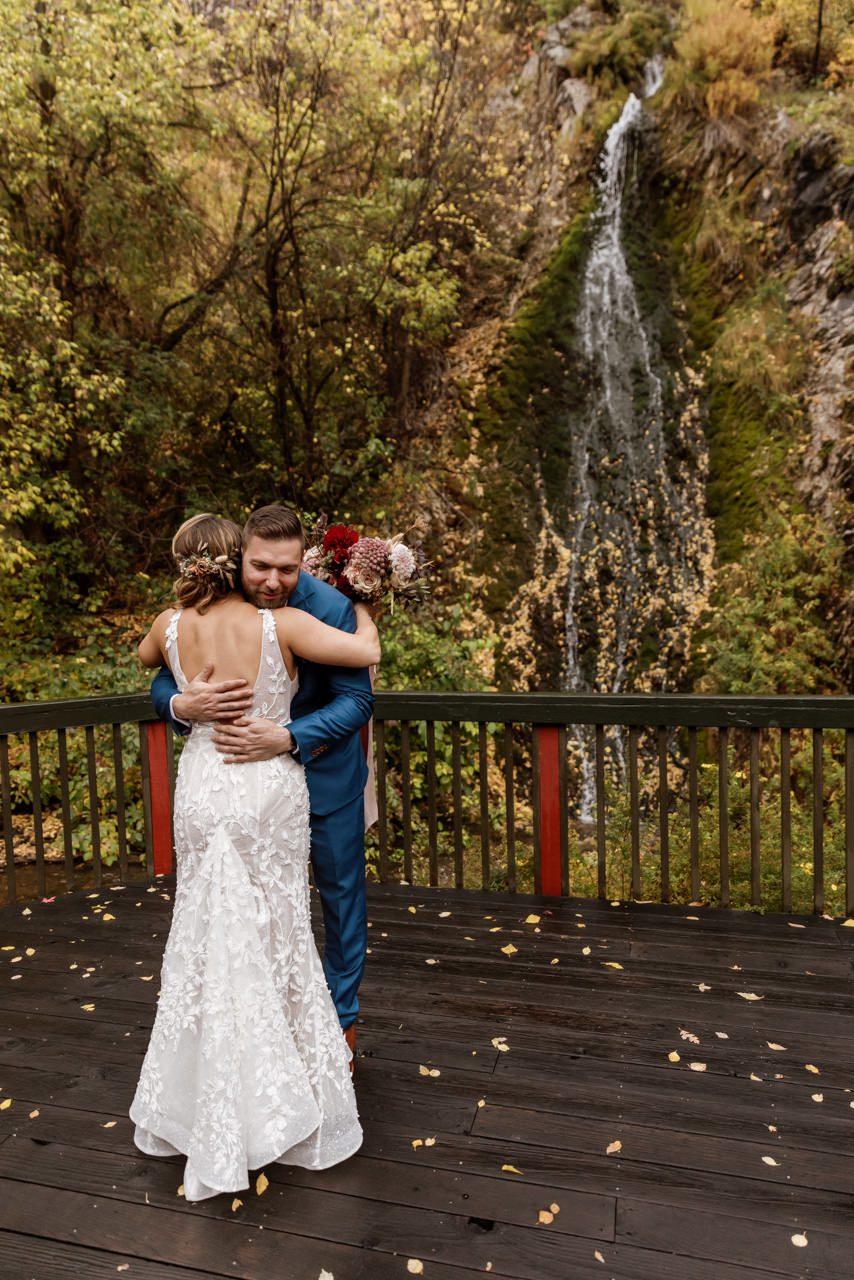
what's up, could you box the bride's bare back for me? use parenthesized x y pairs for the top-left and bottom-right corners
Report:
(175, 597), (293, 686)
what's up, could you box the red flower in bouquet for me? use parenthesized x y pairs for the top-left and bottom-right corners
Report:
(323, 524), (359, 556)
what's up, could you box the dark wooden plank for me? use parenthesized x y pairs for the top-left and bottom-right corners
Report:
(0, 1232), (224, 1280)
(0, 1135), (615, 1245)
(0, 1175), (526, 1280)
(0, 1168), (793, 1280)
(473, 1104), (854, 1193)
(618, 1196), (853, 1276)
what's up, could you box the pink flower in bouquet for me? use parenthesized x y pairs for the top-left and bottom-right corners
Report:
(342, 537), (390, 598)
(302, 545), (327, 576)
(389, 540), (416, 589)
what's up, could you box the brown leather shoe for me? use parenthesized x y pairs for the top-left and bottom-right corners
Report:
(343, 1024), (356, 1075)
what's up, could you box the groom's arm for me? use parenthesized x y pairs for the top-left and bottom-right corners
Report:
(151, 666), (187, 737)
(288, 665), (373, 759)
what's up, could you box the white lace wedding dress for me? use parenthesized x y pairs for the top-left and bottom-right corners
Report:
(130, 608), (362, 1201)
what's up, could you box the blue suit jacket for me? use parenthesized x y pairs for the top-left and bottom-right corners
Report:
(150, 573), (373, 817)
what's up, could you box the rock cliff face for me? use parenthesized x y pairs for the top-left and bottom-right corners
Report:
(409, 8), (851, 692)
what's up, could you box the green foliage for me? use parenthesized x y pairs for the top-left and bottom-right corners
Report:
(469, 204), (594, 620)
(566, 2), (671, 92)
(697, 512), (845, 695)
(375, 602), (496, 694)
(0, 0), (516, 651)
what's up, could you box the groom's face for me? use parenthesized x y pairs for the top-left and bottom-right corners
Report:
(241, 535), (303, 609)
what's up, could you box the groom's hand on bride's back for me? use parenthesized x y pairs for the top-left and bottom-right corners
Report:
(172, 664), (254, 724)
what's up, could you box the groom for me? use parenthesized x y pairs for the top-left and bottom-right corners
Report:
(150, 504), (373, 1057)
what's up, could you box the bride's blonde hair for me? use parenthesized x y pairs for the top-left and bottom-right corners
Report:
(172, 514), (242, 614)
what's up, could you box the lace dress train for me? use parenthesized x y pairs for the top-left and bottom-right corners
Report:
(130, 609), (362, 1201)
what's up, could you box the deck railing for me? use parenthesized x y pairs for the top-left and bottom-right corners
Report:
(1, 692), (853, 913)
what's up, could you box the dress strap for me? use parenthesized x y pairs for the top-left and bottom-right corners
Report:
(164, 609), (187, 689)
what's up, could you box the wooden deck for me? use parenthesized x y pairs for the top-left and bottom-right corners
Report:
(1, 883), (853, 1279)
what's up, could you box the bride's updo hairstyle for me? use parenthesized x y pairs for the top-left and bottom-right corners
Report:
(171, 513), (243, 614)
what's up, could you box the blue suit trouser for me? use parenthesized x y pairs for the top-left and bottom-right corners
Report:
(309, 792), (367, 1030)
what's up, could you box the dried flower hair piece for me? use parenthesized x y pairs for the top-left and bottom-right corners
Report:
(177, 550), (237, 584)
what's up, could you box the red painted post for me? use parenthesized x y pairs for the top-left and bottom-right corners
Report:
(535, 726), (562, 897)
(145, 721), (173, 876)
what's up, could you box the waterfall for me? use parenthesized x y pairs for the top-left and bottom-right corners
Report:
(562, 58), (713, 820)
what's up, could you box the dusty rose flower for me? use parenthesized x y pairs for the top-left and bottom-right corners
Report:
(389, 541), (416, 588)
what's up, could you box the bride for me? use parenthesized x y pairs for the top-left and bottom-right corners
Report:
(131, 513), (380, 1202)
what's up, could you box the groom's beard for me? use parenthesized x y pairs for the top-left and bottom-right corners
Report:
(242, 582), (290, 610)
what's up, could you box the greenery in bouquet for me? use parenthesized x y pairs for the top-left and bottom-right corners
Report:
(302, 517), (429, 610)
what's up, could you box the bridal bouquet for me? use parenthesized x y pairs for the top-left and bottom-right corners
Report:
(302, 517), (429, 610)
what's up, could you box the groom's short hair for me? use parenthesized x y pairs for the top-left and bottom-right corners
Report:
(243, 504), (305, 548)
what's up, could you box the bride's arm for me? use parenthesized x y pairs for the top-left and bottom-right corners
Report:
(276, 603), (380, 668)
(138, 611), (172, 668)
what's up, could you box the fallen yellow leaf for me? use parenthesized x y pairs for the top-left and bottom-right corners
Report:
(0, 1099), (12, 1111)
(689, 1062), (707, 1072)
(491, 1037), (509, 1052)
(412, 1139), (423, 1149)
(177, 1184), (185, 1197)
(606, 1140), (621, 1155)
(788, 922), (806, 928)
(668, 1051), (681, 1063)
(550, 958), (560, 965)
(525, 914), (541, 925)
(256, 1172), (269, 1195)
(762, 1156), (780, 1166)
(582, 946), (591, 956)
(750, 1073), (762, 1082)
(407, 906), (417, 914)
(811, 1093), (824, 1103)
(439, 911), (451, 918)
(679, 1029), (700, 1044)
(425, 1137), (436, 1147)
(501, 1164), (523, 1175)
(139, 975), (154, 982)
(231, 1198), (243, 1212)
(501, 944), (518, 956)
(102, 1121), (117, 1129)
(737, 992), (764, 1001)
(841, 919), (854, 928)
(791, 1233), (808, 1247)
(538, 1210), (554, 1224)
(28, 1110), (39, 1119)
(102, 914), (116, 922)
(477, 1098), (486, 1108)
(805, 1064), (820, 1074)
(407, 1262), (424, 1276)
(602, 962), (623, 970)
(594, 1251), (605, 1263)
(80, 1004), (95, 1012)
(697, 983), (712, 992)
(767, 1043), (786, 1051)
(25, 948), (35, 957)
(425, 959), (438, 965)
(550, 1203), (560, 1214)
